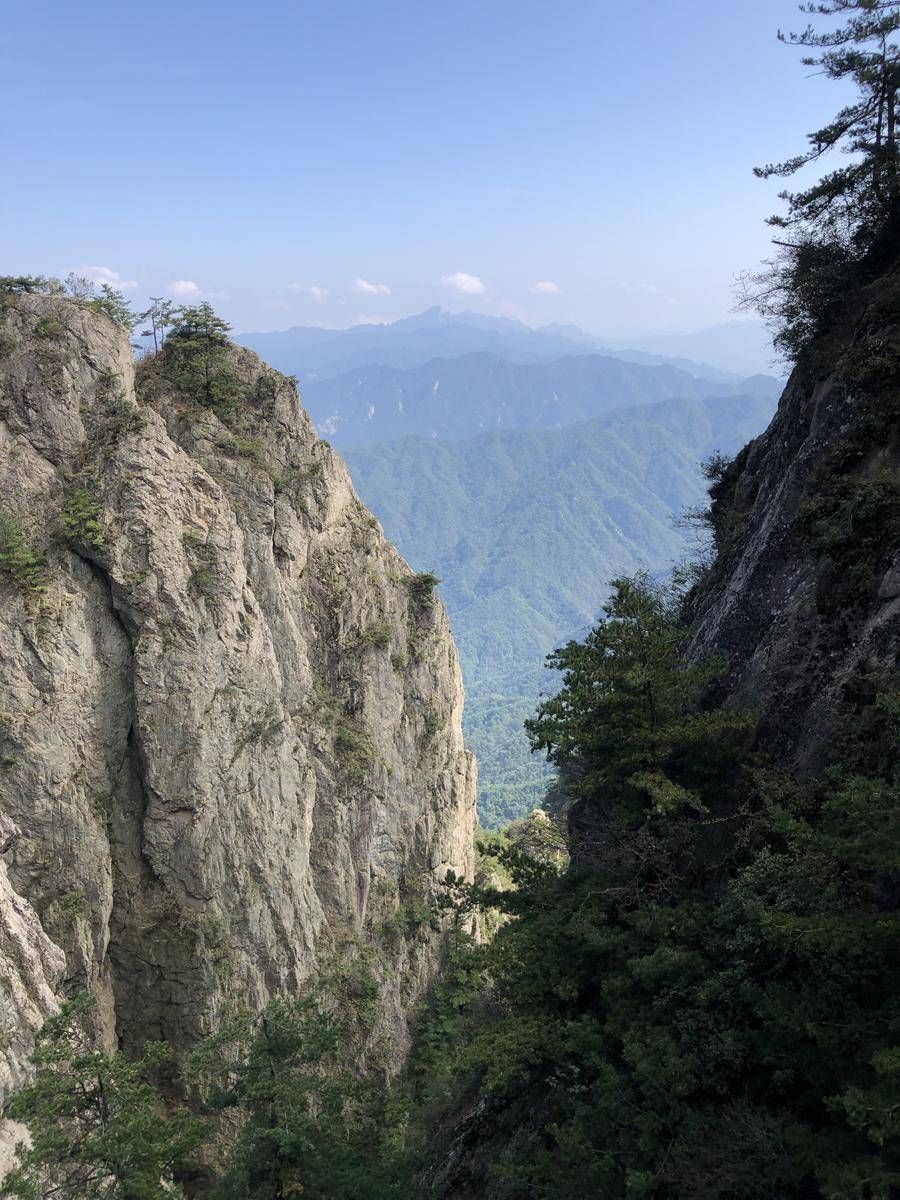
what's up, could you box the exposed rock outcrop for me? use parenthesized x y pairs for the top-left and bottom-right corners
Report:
(0, 292), (476, 1063)
(687, 269), (900, 766)
(0, 813), (64, 1102)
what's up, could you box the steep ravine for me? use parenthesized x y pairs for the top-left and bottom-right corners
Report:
(423, 267), (900, 1200)
(0, 293), (476, 1095)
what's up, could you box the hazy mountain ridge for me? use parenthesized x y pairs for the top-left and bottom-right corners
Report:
(238, 308), (775, 384)
(301, 352), (781, 447)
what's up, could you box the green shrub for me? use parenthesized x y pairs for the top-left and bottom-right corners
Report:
(161, 302), (241, 413)
(222, 434), (268, 469)
(0, 330), (19, 358)
(34, 315), (63, 340)
(334, 720), (372, 783)
(0, 511), (45, 591)
(423, 708), (442, 739)
(404, 571), (441, 609)
(355, 621), (391, 653)
(254, 372), (279, 405)
(0, 275), (55, 296)
(3, 992), (204, 1200)
(59, 482), (106, 551)
(273, 461), (322, 495)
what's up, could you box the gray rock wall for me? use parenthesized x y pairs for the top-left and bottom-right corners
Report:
(0, 293), (475, 1063)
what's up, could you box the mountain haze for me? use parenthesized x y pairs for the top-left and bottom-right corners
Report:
(302, 352), (780, 447)
(238, 308), (773, 385)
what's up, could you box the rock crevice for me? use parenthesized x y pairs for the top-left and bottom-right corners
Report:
(0, 292), (476, 1067)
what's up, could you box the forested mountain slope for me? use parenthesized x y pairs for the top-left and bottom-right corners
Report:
(346, 390), (777, 825)
(303, 351), (779, 447)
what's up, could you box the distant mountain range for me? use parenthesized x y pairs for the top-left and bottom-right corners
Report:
(239, 306), (784, 825)
(345, 390), (779, 827)
(300, 352), (781, 447)
(238, 307), (777, 384)
(600, 321), (781, 379)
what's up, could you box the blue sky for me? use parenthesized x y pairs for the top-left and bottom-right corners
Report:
(1, 1), (847, 334)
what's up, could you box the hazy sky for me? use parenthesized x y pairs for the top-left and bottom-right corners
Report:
(1, 1), (847, 334)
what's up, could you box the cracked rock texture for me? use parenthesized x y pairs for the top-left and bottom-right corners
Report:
(0, 814), (64, 1102)
(0, 293), (476, 1064)
(686, 276), (900, 769)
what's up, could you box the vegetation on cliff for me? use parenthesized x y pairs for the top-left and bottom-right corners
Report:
(3, 3), (899, 1198)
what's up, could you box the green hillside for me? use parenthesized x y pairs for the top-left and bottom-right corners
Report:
(345, 391), (776, 827)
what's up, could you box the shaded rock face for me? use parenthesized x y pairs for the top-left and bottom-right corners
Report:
(686, 276), (900, 767)
(0, 293), (476, 1059)
(0, 814), (64, 1104)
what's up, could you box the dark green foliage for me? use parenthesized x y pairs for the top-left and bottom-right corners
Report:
(743, 2), (900, 357)
(526, 572), (753, 814)
(404, 571), (441, 609)
(423, 707), (442, 739)
(0, 329), (19, 358)
(60, 480), (107, 551)
(0, 511), (45, 591)
(2, 993), (204, 1200)
(160, 302), (241, 413)
(802, 470), (900, 614)
(333, 719), (372, 782)
(84, 285), (135, 329)
(189, 964), (412, 1200)
(222, 433), (268, 469)
(138, 297), (178, 351)
(0, 275), (54, 294)
(0, 274), (133, 328)
(422, 573), (900, 1199)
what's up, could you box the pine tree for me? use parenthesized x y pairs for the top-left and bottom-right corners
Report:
(2, 993), (204, 1200)
(743, 1), (900, 355)
(138, 297), (178, 351)
(162, 301), (241, 412)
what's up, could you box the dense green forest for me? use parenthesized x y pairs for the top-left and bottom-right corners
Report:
(347, 392), (776, 825)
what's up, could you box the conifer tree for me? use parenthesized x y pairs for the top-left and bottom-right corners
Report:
(139, 296), (178, 351)
(3, 993), (203, 1200)
(744, 1), (900, 354)
(162, 301), (241, 411)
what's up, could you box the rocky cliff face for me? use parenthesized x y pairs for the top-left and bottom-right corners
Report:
(0, 814), (63, 1101)
(687, 268), (900, 766)
(0, 292), (476, 1067)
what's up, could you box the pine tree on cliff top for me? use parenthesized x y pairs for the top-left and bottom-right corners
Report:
(744, 1), (900, 354)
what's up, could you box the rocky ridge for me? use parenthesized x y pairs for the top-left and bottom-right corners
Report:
(0, 293), (476, 1078)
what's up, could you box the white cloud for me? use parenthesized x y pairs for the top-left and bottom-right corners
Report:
(442, 271), (485, 296)
(531, 280), (562, 296)
(353, 278), (391, 296)
(76, 265), (138, 290)
(288, 283), (329, 303)
(168, 279), (201, 298)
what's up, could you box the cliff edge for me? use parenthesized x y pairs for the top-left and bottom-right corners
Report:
(0, 291), (476, 1070)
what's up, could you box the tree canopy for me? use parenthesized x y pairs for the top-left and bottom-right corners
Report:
(744, 0), (900, 355)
